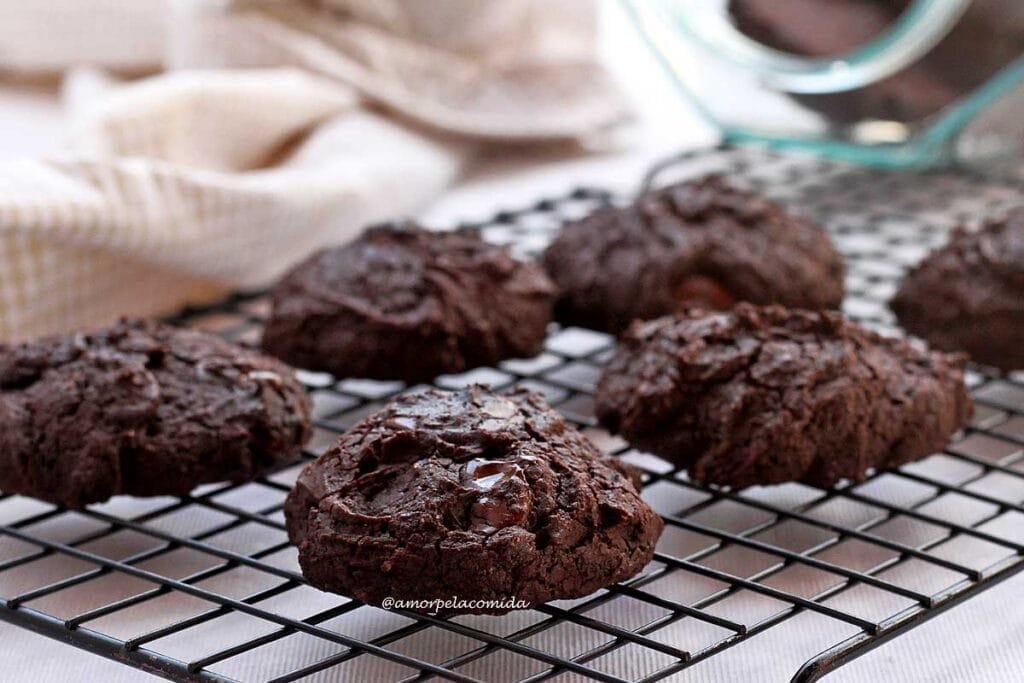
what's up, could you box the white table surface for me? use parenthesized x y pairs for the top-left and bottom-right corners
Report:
(1, 2), (1021, 681)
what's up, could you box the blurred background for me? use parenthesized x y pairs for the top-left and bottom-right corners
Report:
(0, 0), (711, 345)
(3, 0), (1023, 343)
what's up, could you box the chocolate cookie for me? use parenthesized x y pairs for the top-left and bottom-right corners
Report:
(542, 177), (844, 334)
(0, 320), (312, 507)
(595, 305), (972, 489)
(285, 386), (662, 614)
(263, 223), (556, 382)
(891, 210), (1024, 371)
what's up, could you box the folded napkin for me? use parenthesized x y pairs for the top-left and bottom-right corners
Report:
(0, 69), (462, 340)
(171, 0), (631, 141)
(0, 0), (166, 75)
(0, 0), (629, 341)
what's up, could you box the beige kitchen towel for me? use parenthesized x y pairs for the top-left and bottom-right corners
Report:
(0, 69), (463, 341)
(170, 0), (631, 141)
(1, 0), (631, 141)
(0, 0), (167, 75)
(0, 0), (630, 342)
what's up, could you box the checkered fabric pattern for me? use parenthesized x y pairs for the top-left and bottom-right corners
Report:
(0, 70), (461, 341)
(0, 0), (627, 342)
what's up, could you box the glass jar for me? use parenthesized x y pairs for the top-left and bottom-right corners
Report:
(627, 0), (1024, 173)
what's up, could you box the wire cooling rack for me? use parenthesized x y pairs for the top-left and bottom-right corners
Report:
(3, 146), (1024, 683)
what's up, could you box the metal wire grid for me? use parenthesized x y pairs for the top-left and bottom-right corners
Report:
(2, 146), (1024, 682)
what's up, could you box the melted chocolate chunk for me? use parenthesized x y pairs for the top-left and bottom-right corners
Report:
(673, 274), (738, 310)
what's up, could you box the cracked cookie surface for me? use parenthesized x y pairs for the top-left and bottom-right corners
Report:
(892, 210), (1024, 371)
(0, 320), (312, 507)
(262, 223), (556, 382)
(542, 176), (844, 334)
(284, 386), (662, 614)
(595, 305), (973, 489)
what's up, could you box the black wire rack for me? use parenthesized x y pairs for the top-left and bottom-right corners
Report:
(3, 146), (1024, 682)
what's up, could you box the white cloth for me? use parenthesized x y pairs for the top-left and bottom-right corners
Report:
(169, 0), (630, 142)
(0, 0), (628, 341)
(0, 0), (166, 74)
(0, 69), (462, 340)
